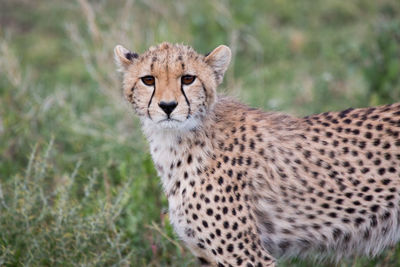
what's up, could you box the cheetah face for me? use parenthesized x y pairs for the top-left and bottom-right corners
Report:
(114, 43), (231, 131)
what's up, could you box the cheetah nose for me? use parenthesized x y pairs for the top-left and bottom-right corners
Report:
(158, 101), (178, 116)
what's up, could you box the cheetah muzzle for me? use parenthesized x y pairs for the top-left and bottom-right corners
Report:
(114, 42), (400, 267)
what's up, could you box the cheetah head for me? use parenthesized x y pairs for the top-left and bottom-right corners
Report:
(114, 42), (231, 131)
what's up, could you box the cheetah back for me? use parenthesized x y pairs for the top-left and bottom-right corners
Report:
(251, 103), (400, 259)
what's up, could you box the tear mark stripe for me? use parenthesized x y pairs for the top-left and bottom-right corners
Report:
(181, 84), (191, 118)
(147, 84), (156, 120)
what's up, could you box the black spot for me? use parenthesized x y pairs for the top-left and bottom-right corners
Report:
(364, 132), (372, 139)
(358, 141), (366, 148)
(232, 222), (238, 231)
(223, 221), (230, 229)
(216, 229), (222, 237)
(382, 143), (390, 149)
(370, 205), (379, 212)
(378, 166), (386, 175)
(278, 240), (291, 250)
(332, 228), (342, 241)
(249, 139), (256, 150)
(373, 139), (381, 146)
(339, 108), (354, 118)
(345, 192), (353, 199)
(223, 207), (228, 214)
(355, 217), (365, 226)
(335, 199), (343, 205)
(246, 157), (252, 165)
(385, 195), (395, 201)
(345, 208), (355, 214)
(361, 186), (370, 192)
(361, 167), (370, 174)
(321, 203), (330, 209)
(226, 185), (232, 193)
(198, 257), (209, 265)
(223, 156), (229, 163)
(312, 223), (321, 230)
(328, 212), (337, 218)
(364, 195), (373, 201)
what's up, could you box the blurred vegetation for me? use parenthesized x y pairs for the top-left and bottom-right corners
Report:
(1, 0), (400, 266)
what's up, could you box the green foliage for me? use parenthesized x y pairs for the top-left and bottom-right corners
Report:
(0, 0), (400, 266)
(361, 20), (400, 105)
(0, 141), (132, 266)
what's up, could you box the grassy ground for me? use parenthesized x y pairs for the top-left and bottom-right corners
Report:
(1, 0), (400, 266)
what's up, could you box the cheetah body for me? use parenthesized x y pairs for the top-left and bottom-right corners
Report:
(115, 42), (400, 266)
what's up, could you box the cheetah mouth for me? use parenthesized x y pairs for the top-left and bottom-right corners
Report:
(157, 118), (183, 124)
(153, 115), (198, 130)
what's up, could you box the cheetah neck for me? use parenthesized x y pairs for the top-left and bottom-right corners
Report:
(141, 117), (214, 196)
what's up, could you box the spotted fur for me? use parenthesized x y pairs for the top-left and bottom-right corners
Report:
(114, 42), (400, 266)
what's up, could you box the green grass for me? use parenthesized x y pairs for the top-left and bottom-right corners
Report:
(1, 0), (400, 266)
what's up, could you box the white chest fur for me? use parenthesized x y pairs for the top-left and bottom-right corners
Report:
(143, 123), (209, 249)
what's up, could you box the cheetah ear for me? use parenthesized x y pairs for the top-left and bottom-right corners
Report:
(205, 45), (231, 84)
(114, 45), (138, 71)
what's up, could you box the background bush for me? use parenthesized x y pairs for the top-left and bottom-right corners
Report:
(1, 0), (400, 266)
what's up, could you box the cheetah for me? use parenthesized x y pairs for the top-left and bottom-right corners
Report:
(114, 42), (400, 266)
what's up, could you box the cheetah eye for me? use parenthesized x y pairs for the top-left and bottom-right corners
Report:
(141, 76), (155, 86)
(181, 75), (196, 85)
